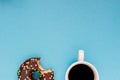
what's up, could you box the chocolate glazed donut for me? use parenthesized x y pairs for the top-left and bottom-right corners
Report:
(17, 57), (54, 80)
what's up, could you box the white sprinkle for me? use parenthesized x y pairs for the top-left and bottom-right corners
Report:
(25, 70), (28, 74)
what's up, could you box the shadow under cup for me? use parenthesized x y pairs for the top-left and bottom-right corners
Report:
(68, 64), (95, 80)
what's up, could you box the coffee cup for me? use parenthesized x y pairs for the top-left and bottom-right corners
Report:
(65, 50), (99, 80)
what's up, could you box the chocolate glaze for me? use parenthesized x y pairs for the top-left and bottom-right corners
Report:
(17, 57), (54, 80)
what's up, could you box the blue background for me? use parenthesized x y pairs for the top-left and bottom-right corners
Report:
(0, 0), (120, 80)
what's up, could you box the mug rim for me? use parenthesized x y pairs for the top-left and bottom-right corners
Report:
(65, 61), (99, 80)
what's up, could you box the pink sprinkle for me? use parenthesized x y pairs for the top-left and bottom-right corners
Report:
(26, 62), (29, 64)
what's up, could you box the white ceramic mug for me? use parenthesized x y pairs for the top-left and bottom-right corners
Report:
(65, 50), (99, 80)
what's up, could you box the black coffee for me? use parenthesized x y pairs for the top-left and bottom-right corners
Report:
(68, 64), (94, 80)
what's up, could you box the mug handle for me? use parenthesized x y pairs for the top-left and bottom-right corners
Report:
(78, 50), (84, 61)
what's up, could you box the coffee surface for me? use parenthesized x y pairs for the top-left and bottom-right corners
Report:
(68, 64), (94, 80)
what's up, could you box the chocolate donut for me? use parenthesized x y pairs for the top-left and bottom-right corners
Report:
(17, 57), (54, 80)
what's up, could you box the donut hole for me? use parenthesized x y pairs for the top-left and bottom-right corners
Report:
(33, 71), (41, 80)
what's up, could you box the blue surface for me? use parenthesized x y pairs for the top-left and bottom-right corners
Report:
(0, 0), (120, 80)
